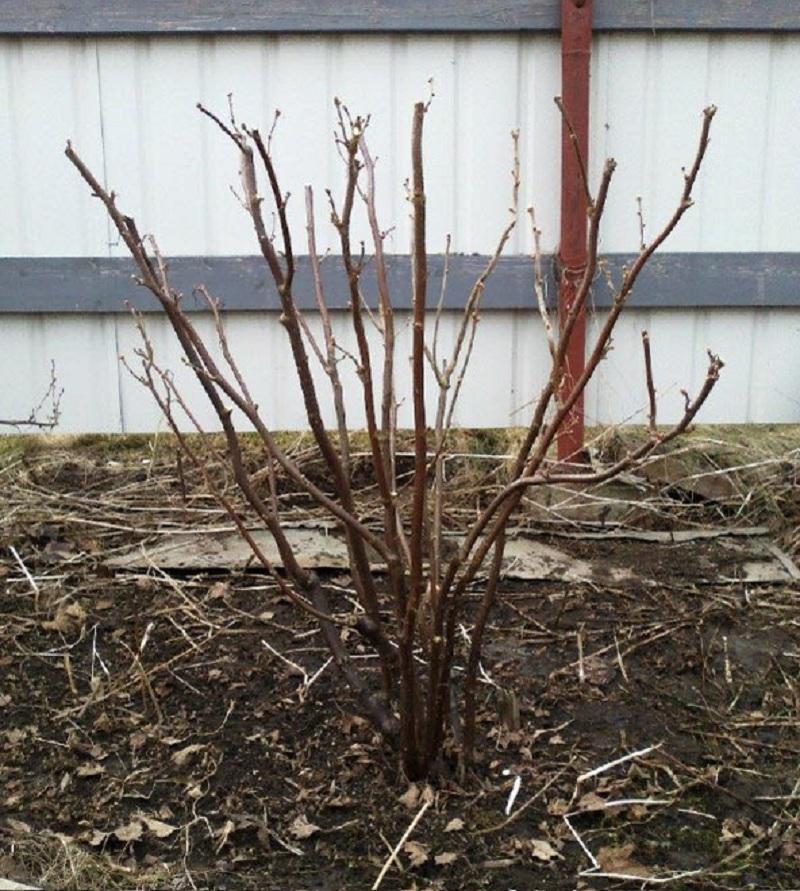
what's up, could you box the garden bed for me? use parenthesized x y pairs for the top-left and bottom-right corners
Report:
(1, 429), (798, 890)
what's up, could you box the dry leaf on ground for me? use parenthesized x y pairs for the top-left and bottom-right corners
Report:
(289, 815), (320, 839)
(113, 820), (143, 843)
(399, 784), (420, 810)
(41, 602), (86, 634)
(171, 743), (205, 767)
(575, 791), (606, 813)
(207, 581), (230, 600)
(404, 840), (430, 866)
(596, 842), (652, 877)
(531, 838), (562, 862)
(143, 817), (177, 838)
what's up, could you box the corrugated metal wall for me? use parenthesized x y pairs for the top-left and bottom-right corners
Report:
(2, 308), (798, 432)
(2, 33), (799, 431)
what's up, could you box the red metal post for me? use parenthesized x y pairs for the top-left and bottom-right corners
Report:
(557, 0), (592, 463)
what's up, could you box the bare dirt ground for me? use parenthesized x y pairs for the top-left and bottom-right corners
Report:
(1, 428), (798, 890)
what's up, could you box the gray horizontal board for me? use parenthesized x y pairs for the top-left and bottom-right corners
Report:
(3, 1), (800, 35)
(1, 253), (798, 313)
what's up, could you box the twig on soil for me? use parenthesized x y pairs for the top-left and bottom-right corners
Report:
(563, 809), (599, 868)
(181, 807), (216, 889)
(306, 656), (334, 693)
(579, 866), (704, 884)
(372, 799), (431, 890)
(9, 545), (41, 611)
(91, 626), (111, 683)
(476, 764), (572, 835)
(576, 743), (661, 786)
(576, 624), (586, 683)
(565, 786), (703, 884)
(121, 630), (165, 725)
(504, 774), (522, 814)
(722, 635), (733, 685)
(262, 639), (309, 685)
(613, 630), (629, 682)
(264, 827), (304, 857)
(197, 699), (236, 737)
(551, 624), (685, 680)
(63, 652), (78, 696)
(378, 831), (405, 873)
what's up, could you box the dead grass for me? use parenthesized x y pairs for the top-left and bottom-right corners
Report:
(2, 833), (171, 890)
(2, 423), (796, 547)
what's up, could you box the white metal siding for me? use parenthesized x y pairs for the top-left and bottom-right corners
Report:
(591, 33), (800, 252)
(1, 33), (799, 431)
(2, 308), (798, 433)
(4, 32), (800, 257)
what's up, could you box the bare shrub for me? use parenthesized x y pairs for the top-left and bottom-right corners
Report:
(67, 96), (721, 779)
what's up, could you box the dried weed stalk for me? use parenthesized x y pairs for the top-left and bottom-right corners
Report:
(0, 359), (63, 430)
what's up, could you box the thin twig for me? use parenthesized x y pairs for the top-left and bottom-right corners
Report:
(372, 800), (431, 890)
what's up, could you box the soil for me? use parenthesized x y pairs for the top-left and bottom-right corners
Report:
(1, 436), (799, 890)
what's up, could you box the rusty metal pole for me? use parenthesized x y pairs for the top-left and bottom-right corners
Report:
(557, 0), (592, 463)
